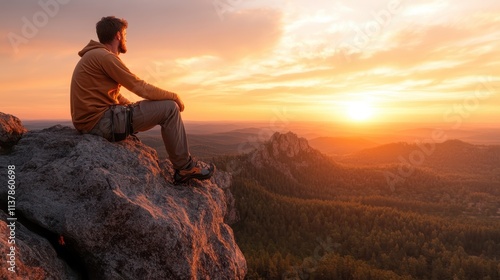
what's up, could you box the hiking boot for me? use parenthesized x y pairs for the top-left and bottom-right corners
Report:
(174, 160), (215, 184)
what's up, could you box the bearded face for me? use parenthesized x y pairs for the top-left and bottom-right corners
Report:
(119, 38), (127, 54)
(118, 30), (127, 54)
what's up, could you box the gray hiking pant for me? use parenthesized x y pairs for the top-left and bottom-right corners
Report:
(89, 100), (191, 170)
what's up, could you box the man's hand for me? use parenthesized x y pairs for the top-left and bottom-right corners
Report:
(174, 94), (185, 112)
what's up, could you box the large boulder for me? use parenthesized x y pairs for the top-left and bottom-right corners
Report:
(0, 112), (27, 151)
(0, 124), (246, 279)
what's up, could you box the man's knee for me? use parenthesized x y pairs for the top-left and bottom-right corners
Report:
(161, 100), (179, 112)
(156, 100), (180, 121)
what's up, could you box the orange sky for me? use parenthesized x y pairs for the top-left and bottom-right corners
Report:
(1, 0), (500, 125)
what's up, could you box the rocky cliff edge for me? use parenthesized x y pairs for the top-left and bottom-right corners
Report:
(0, 113), (246, 280)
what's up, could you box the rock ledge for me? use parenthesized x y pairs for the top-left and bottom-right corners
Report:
(0, 118), (246, 280)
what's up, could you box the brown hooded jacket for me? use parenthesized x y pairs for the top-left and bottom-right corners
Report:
(70, 40), (178, 132)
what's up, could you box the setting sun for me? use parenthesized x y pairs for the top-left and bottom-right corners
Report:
(346, 102), (374, 122)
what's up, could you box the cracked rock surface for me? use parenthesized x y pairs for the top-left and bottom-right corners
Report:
(0, 118), (246, 280)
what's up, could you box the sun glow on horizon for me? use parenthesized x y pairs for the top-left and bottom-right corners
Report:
(345, 101), (375, 122)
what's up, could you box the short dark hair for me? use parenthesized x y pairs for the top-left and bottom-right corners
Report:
(96, 16), (128, 44)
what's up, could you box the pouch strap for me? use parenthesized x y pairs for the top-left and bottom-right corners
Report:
(127, 105), (134, 135)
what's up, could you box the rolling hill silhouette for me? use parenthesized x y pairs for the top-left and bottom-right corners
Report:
(341, 139), (500, 176)
(308, 136), (379, 156)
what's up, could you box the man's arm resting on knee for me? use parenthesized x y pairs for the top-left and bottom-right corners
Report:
(101, 53), (185, 111)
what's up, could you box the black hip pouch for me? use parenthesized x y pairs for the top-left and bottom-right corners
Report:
(110, 104), (134, 142)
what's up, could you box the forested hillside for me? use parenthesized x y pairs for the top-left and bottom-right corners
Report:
(214, 132), (500, 279)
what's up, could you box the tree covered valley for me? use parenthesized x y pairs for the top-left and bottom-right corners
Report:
(140, 128), (500, 279)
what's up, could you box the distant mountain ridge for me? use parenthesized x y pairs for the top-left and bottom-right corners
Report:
(233, 131), (441, 200)
(341, 139), (500, 175)
(308, 136), (379, 156)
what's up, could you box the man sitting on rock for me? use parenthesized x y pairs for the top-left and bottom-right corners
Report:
(70, 16), (214, 184)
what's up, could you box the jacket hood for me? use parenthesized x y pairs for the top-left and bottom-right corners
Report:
(78, 40), (108, 57)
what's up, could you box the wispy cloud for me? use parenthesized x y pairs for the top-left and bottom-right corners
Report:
(1, 0), (499, 122)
